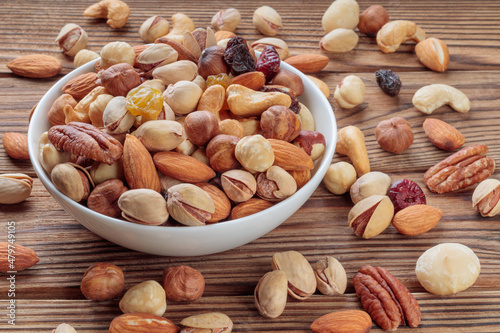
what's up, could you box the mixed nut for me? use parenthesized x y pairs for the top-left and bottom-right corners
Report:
(1, 0), (497, 331)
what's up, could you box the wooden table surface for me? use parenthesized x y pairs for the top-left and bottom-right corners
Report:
(1, 0), (500, 332)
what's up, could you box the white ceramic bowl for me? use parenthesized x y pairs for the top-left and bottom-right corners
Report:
(28, 58), (336, 256)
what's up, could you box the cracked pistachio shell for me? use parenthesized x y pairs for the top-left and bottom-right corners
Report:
(135, 120), (184, 152)
(350, 171), (391, 204)
(139, 16), (170, 43)
(167, 183), (215, 226)
(136, 44), (178, 69)
(51, 163), (94, 202)
(256, 165), (297, 201)
(221, 169), (257, 203)
(272, 250), (317, 300)
(472, 179), (500, 217)
(0, 173), (33, 204)
(103, 96), (136, 134)
(314, 257), (347, 295)
(118, 189), (169, 225)
(254, 270), (288, 319)
(55, 23), (88, 56)
(180, 312), (233, 332)
(38, 131), (71, 174)
(348, 195), (394, 239)
(253, 6), (282, 36)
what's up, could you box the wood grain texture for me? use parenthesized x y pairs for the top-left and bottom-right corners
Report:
(1, 0), (500, 331)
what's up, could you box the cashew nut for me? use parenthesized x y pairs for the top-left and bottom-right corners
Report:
(376, 20), (426, 53)
(335, 126), (370, 177)
(412, 84), (470, 114)
(167, 13), (195, 37)
(226, 84), (291, 117)
(84, 0), (130, 29)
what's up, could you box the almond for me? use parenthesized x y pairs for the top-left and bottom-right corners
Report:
(109, 313), (178, 333)
(415, 37), (450, 72)
(230, 198), (274, 220)
(61, 72), (99, 99)
(0, 242), (39, 273)
(7, 54), (62, 78)
(268, 139), (314, 170)
(123, 134), (161, 193)
(287, 169), (311, 189)
(284, 54), (329, 74)
(392, 204), (442, 236)
(423, 118), (465, 151)
(231, 71), (266, 91)
(195, 182), (231, 222)
(311, 310), (372, 333)
(3, 132), (29, 160)
(154, 151), (216, 183)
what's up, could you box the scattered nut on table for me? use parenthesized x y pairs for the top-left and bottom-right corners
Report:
(323, 161), (357, 195)
(52, 323), (78, 333)
(376, 20), (426, 53)
(416, 243), (480, 295)
(254, 270), (288, 318)
(211, 8), (241, 32)
(412, 83), (470, 114)
(119, 280), (167, 316)
(358, 5), (389, 36)
(472, 179), (500, 217)
(314, 256), (347, 295)
(3, 132), (29, 160)
(350, 171), (391, 204)
(392, 204), (442, 236)
(0, 242), (39, 273)
(311, 310), (372, 333)
(320, 28), (359, 53)
(348, 195), (394, 239)
(109, 313), (178, 333)
(375, 117), (414, 154)
(336, 125), (370, 177)
(322, 0), (359, 32)
(139, 16), (170, 43)
(415, 37), (450, 72)
(253, 6), (282, 36)
(334, 75), (365, 109)
(272, 250), (317, 300)
(84, 0), (130, 29)
(163, 265), (205, 301)
(80, 262), (124, 301)
(180, 312), (233, 333)
(55, 24), (88, 56)
(423, 118), (465, 151)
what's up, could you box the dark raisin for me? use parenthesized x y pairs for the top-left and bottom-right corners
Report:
(388, 179), (426, 213)
(260, 86), (301, 114)
(256, 45), (281, 82)
(375, 69), (402, 97)
(224, 36), (256, 76)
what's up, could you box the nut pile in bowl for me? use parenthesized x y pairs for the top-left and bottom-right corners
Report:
(27, 36), (336, 256)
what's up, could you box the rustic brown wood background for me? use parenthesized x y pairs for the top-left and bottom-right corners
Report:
(1, 0), (500, 331)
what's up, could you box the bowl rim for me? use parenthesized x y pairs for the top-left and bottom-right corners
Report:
(27, 56), (337, 235)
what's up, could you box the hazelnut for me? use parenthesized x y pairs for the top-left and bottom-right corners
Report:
(87, 179), (128, 218)
(80, 262), (124, 301)
(358, 5), (389, 37)
(163, 265), (205, 301)
(206, 134), (241, 173)
(184, 111), (220, 146)
(324, 161), (357, 195)
(119, 280), (167, 316)
(99, 63), (141, 97)
(260, 105), (301, 142)
(272, 69), (304, 96)
(292, 130), (326, 161)
(375, 117), (414, 154)
(198, 46), (229, 79)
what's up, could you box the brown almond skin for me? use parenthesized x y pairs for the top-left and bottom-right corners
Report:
(423, 118), (465, 151)
(392, 204), (442, 236)
(7, 54), (62, 78)
(3, 132), (29, 160)
(0, 242), (39, 273)
(154, 151), (216, 183)
(123, 134), (161, 193)
(230, 198), (274, 219)
(311, 310), (372, 333)
(231, 71), (266, 91)
(284, 54), (329, 74)
(195, 182), (231, 222)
